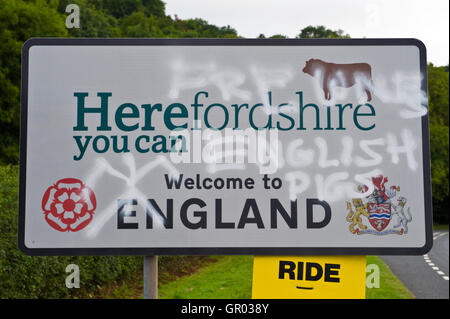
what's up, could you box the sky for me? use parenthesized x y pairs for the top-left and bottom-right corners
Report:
(165, 0), (449, 66)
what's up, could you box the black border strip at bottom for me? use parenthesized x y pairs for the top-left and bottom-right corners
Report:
(18, 245), (433, 257)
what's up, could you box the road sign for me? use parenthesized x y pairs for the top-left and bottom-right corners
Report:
(252, 255), (366, 299)
(19, 38), (432, 255)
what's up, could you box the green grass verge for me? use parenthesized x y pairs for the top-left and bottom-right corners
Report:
(433, 224), (449, 231)
(156, 255), (413, 299)
(160, 256), (253, 299)
(365, 256), (413, 299)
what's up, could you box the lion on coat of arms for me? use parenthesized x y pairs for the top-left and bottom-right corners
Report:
(346, 186), (370, 234)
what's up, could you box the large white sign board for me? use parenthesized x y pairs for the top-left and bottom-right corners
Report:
(19, 38), (432, 255)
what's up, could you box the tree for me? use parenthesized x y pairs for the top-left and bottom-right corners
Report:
(141, 0), (166, 18)
(0, 0), (68, 164)
(87, 0), (165, 19)
(429, 123), (449, 222)
(120, 11), (164, 37)
(297, 25), (350, 39)
(427, 64), (449, 223)
(172, 18), (238, 38)
(428, 64), (449, 126)
(269, 34), (288, 39)
(99, 0), (142, 19)
(58, 0), (121, 37)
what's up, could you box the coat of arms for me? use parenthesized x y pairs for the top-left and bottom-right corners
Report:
(346, 175), (412, 235)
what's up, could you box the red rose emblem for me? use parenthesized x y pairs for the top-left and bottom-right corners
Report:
(42, 178), (96, 232)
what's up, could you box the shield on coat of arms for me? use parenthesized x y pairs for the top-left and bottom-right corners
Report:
(367, 202), (391, 231)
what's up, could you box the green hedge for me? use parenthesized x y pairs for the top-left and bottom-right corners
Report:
(0, 165), (141, 298)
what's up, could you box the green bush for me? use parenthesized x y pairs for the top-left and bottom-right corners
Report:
(0, 165), (141, 298)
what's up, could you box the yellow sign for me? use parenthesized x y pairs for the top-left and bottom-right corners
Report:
(252, 256), (366, 299)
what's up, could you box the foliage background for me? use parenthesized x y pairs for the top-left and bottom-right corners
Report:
(0, 0), (448, 298)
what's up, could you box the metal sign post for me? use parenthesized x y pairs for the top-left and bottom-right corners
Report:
(143, 255), (158, 299)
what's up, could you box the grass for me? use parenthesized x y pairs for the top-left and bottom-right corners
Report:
(103, 255), (413, 299)
(433, 224), (449, 231)
(159, 256), (253, 299)
(366, 256), (413, 299)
